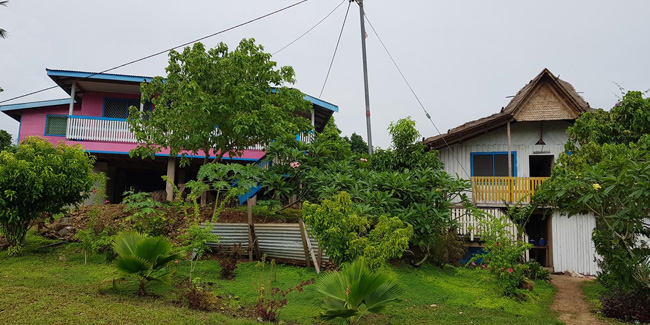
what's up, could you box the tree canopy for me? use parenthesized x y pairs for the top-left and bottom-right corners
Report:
(128, 39), (313, 165)
(0, 129), (12, 151)
(343, 133), (368, 155)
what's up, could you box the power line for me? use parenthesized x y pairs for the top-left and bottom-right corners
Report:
(273, 0), (346, 56)
(363, 13), (472, 179)
(0, 0), (311, 105)
(319, 1), (352, 98)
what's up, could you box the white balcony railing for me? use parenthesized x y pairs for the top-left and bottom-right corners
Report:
(66, 116), (137, 143)
(65, 116), (314, 149)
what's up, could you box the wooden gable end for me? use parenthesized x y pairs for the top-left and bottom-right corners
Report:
(513, 81), (579, 122)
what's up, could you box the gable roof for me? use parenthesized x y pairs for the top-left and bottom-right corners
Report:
(424, 69), (591, 149)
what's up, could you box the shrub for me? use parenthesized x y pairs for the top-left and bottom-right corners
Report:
(302, 192), (413, 271)
(469, 212), (531, 297)
(112, 232), (180, 295)
(218, 243), (243, 280)
(177, 280), (218, 311)
(317, 258), (403, 322)
(0, 137), (95, 254)
(521, 261), (551, 282)
(253, 256), (314, 322)
(76, 208), (121, 264)
(122, 191), (166, 237)
(601, 289), (650, 323)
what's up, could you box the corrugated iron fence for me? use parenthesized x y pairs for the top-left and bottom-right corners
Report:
(202, 222), (329, 272)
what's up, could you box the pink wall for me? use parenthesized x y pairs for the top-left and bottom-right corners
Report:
(17, 95), (265, 161)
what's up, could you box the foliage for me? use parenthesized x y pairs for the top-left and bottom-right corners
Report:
(303, 192), (413, 271)
(218, 243), (243, 280)
(535, 90), (650, 291)
(176, 280), (219, 311)
(112, 231), (180, 295)
(76, 173), (115, 264)
(423, 228), (466, 267)
(317, 258), (403, 322)
(0, 1), (7, 39)
(253, 256), (314, 322)
(122, 191), (166, 237)
(469, 211), (531, 297)
(0, 129), (12, 151)
(343, 132), (369, 155)
(179, 222), (218, 283)
(128, 38), (312, 165)
(0, 137), (95, 253)
(185, 163), (261, 221)
(601, 288), (650, 323)
(521, 261), (551, 282)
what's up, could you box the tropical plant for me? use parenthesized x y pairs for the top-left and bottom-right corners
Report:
(302, 192), (412, 271)
(179, 222), (218, 283)
(0, 1), (8, 39)
(343, 132), (369, 155)
(0, 137), (95, 254)
(112, 232), (180, 295)
(122, 191), (166, 236)
(317, 258), (404, 322)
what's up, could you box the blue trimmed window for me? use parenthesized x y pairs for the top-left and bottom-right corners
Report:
(470, 152), (517, 177)
(103, 98), (151, 119)
(45, 115), (68, 136)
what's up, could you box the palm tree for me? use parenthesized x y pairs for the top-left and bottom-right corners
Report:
(0, 1), (8, 39)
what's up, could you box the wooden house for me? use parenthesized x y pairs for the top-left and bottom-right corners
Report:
(424, 69), (599, 275)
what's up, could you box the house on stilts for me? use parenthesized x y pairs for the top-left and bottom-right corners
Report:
(424, 68), (599, 275)
(0, 69), (338, 204)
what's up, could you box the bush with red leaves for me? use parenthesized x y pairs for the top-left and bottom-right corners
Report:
(601, 289), (650, 323)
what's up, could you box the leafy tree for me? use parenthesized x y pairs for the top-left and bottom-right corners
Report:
(343, 132), (369, 155)
(0, 137), (95, 254)
(0, 129), (12, 151)
(535, 91), (650, 291)
(112, 232), (180, 295)
(317, 258), (403, 322)
(128, 39), (313, 165)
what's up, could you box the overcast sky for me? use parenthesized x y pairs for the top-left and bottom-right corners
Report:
(1, 0), (649, 148)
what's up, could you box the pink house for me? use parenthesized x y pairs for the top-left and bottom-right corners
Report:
(0, 69), (338, 202)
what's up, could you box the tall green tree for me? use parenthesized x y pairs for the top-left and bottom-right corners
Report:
(536, 91), (650, 291)
(343, 133), (368, 155)
(0, 129), (12, 151)
(128, 39), (313, 165)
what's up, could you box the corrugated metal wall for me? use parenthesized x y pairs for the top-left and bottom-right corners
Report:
(551, 213), (600, 275)
(204, 223), (329, 265)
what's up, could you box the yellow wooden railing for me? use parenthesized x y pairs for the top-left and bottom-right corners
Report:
(471, 177), (548, 204)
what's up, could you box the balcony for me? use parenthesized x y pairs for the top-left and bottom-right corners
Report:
(471, 176), (548, 205)
(64, 115), (312, 149)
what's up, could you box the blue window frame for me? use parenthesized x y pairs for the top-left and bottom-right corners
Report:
(470, 151), (517, 177)
(102, 98), (151, 119)
(44, 114), (68, 137)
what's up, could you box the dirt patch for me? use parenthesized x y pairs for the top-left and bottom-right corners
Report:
(551, 274), (604, 325)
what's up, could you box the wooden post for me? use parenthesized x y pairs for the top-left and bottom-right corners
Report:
(317, 246), (323, 269)
(166, 157), (176, 201)
(507, 121), (513, 202)
(248, 198), (253, 261)
(299, 219), (320, 273)
(298, 219), (311, 267)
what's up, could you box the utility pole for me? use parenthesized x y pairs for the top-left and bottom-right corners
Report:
(356, 0), (373, 155)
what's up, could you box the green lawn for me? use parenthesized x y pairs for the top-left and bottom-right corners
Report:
(0, 233), (560, 324)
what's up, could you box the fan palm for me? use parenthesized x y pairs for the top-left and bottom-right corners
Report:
(316, 258), (404, 322)
(112, 232), (180, 295)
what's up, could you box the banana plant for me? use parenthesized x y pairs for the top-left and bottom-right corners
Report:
(316, 258), (403, 323)
(112, 232), (180, 295)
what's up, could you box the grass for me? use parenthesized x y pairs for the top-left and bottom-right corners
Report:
(581, 281), (626, 325)
(0, 233), (561, 324)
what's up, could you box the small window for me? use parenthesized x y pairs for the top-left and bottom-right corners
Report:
(471, 152), (516, 177)
(103, 98), (150, 119)
(45, 115), (68, 136)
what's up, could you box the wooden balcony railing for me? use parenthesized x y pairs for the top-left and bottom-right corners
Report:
(471, 176), (548, 205)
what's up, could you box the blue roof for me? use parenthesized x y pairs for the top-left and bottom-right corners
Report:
(46, 69), (153, 83)
(304, 94), (338, 113)
(0, 98), (74, 112)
